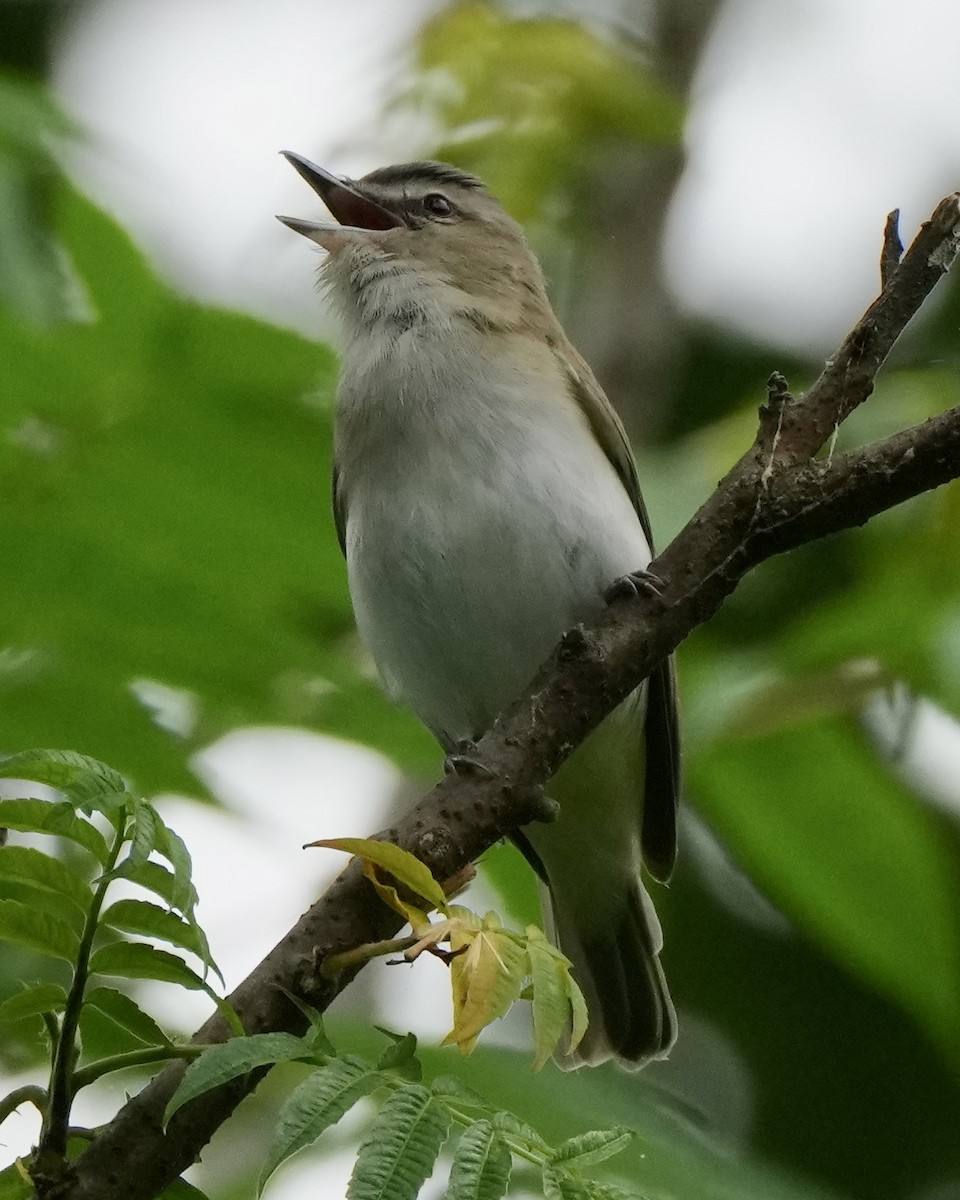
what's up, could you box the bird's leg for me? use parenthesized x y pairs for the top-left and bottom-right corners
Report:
(443, 738), (495, 779)
(604, 567), (665, 604)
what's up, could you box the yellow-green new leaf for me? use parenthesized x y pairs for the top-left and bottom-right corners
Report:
(362, 859), (432, 930)
(526, 926), (588, 1062)
(309, 837), (448, 915)
(526, 928), (572, 1069)
(445, 914), (528, 1055)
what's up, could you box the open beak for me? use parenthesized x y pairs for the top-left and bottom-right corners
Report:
(276, 151), (403, 249)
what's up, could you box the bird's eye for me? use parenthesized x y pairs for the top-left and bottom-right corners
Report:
(423, 193), (453, 218)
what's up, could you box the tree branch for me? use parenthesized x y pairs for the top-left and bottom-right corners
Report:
(54, 194), (960, 1200)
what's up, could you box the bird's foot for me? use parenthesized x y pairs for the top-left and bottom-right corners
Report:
(605, 567), (665, 604)
(443, 739), (494, 779)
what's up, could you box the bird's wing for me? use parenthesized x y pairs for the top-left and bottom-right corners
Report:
(553, 338), (680, 882)
(332, 460), (347, 557)
(554, 341), (656, 549)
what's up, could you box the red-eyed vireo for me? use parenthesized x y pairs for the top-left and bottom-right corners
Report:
(278, 154), (681, 1068)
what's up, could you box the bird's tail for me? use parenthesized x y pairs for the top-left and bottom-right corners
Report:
(541, 877), (676, 1069)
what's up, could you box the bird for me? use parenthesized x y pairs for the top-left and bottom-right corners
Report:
(278, 152), (681, 1068)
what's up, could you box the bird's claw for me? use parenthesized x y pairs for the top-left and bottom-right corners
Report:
(604, 567), (665, 604)
(443, 739), (494, 779)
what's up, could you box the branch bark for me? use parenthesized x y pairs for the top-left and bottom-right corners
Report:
(53, 193), (960, 1200)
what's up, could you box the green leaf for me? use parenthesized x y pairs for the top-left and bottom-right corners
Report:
(0, 844), (91, 913)
(553, 1128), (635, 1168)
(87, 942), (207, 991)
(83, 986), (169, 1048)
(0, 898), (80, 962)
(582, 1184), (645, 1200)
(0, 1161), (32, 1200)
(411, 7), (682, 225)
(0, 798), (110, 863)
(165, 1032), (311, 1127)
(0, 982), (68, 1022)
(123, 800), (163, 870)
(258, 1056), (380, 1193)
(0, 185), (439, 797)
(542, 1167), (590, 1200)
(447, 1120), (512, 1200)
(153, 818), (195, 911)
(0, 750), (128, 811)
(0, 73), (75, 327)
(526, 928), (575, 1068)
(156, 1180), (210, 1200)
(491, 1111), (550, 1154)
(123, 861), (197, 917)
(99, 899), (212, 967)
(347, 1082), (451, 1200)
(693, 719), (960, 1064)
(375, 1029), (420, 1079)
(309, 838), (448, 914)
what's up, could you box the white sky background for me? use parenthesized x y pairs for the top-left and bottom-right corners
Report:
(4, 0), (960, 1195)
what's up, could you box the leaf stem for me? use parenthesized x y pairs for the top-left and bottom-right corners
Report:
(321, 935), (420, 979)
(36, 819), (128, 1167)
(0, 1084), (47, 1127)
(71, 1044), (208, 1092)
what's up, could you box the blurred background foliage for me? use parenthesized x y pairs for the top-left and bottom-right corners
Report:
(2, 2), (960, 1199)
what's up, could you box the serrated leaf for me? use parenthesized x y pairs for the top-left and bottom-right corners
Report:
(375, 1030), (421, 1080)
(99, 898), (216, 973)
(582, 1183), (645, 1200)
(124, 860), (198, 916)
(445, 918), (528, 1054)
(526, 928), (572, 1070)
(0, 749), (127, 804)
(275, 987), (336, 1056)
(84, 986), (169, 1047)
(165, 1032), (310, 1126)
(542, 1167), (590, 1200)
(88, 941), (206, 991)
(554, 1128), (635, 1168)
(447, 1119), (512, 1200)
(117, 800), (162, 872)
(430, 1076), (491, 1111)
(0, 898), (80, 962)
(347, 1083), (451, 1200)
(491, 1111), (550, 1153)
(0, 844), (91, 913)
(308, 838), (448, 915)
(0, 982), (67, 1022)
(258, 1056), (380, 1194)
(152, 818), (195, 910)
(0, 798), (110, 863)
